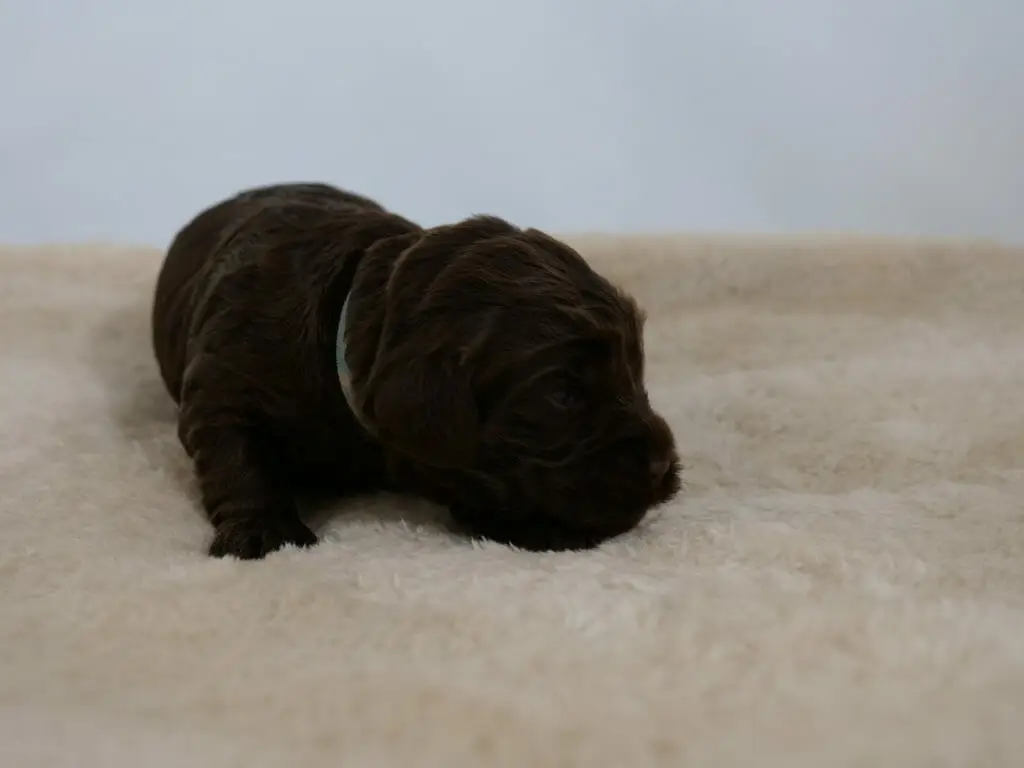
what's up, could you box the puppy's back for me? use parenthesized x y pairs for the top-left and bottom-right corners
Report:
(151, 182), (386, 402)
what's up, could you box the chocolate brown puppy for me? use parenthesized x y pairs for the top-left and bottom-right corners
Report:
(152, 182), (681, 558)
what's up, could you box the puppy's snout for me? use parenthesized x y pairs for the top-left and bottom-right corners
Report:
(649, 456), (671, 484)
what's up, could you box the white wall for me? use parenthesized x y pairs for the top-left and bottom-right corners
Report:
(2, 0), (1022, 246)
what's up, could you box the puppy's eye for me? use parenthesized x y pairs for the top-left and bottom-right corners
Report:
(548, 384), (583, 409)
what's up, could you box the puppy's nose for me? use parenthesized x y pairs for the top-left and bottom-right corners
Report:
(650, 456), (671, 484)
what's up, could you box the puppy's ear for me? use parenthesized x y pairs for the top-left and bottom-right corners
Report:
(363, 352), (478, 469)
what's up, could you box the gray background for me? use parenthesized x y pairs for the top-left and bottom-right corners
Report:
(2, 0), (1021, 246)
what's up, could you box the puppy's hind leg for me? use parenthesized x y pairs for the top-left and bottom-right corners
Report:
(178, 360), (317, 559)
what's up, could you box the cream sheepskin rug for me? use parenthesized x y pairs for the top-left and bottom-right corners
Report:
(1, 236), (1023, 767)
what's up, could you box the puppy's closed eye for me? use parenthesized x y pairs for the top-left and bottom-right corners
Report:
(547, 381), (584, 410)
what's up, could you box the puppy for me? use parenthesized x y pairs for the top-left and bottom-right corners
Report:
(152, 182), (681, 558)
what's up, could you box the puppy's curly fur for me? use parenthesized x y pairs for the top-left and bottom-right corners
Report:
(152, 183), (681, 558)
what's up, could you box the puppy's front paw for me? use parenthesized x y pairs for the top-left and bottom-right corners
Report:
(209, 516), (317, 560)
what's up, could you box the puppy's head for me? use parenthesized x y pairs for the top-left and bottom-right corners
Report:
(353, 216), (681, 550)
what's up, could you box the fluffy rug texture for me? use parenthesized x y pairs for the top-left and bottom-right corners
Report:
(1, 236), (1023, 767)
